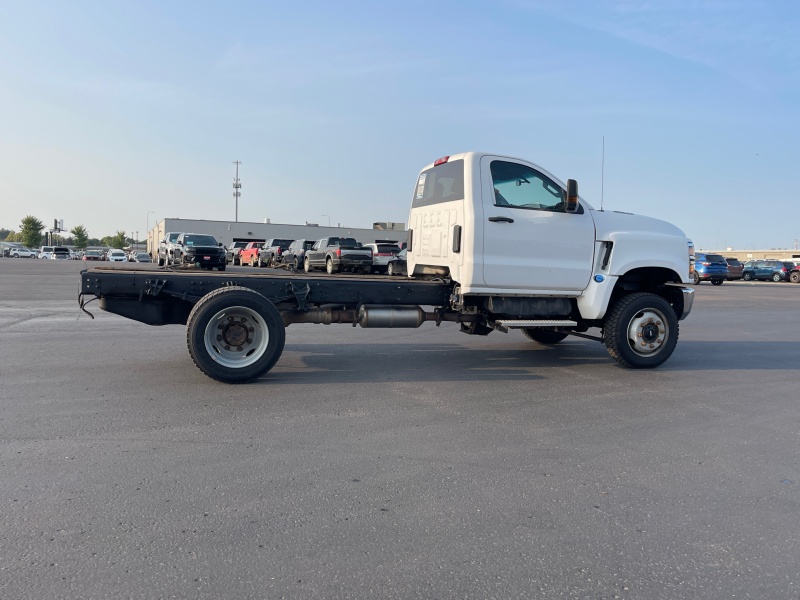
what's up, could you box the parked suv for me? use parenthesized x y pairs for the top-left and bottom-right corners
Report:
(742, 259), (794, 282)
(725, 257), (743, 280)
(10, 247), (37, 258)
(158, 232), (183, 266)
(363, 242), (401, 274)
(283, 239), (316, 270)
(692, 253), (728, 285)
(39, 245), (54, 260)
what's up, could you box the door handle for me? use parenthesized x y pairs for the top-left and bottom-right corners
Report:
(488, 216), (514, 223)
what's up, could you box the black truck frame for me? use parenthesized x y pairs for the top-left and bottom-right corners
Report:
(80, 265), (476, 383)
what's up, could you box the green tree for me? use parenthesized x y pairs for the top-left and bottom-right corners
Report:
(19, 216), (45, 249)
(71, 225), (90, 249)
(4, 230), (19, 242)
(0, 228), (10, 241)
(109, 230), (127, 249)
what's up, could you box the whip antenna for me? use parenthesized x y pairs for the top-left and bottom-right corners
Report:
(601, 136), (605, 211)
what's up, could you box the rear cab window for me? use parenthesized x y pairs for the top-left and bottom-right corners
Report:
(412, 160), (465, 208)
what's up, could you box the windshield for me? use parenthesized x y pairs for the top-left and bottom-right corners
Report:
(183, 235), (217, 246)
(168, 233), (180, 242)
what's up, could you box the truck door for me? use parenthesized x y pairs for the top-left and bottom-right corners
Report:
(480, 156), (595, 293)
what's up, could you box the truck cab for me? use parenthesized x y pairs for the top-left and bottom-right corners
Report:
(407, 152), (693, 320)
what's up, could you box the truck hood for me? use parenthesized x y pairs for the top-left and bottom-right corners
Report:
(590, 209), (688, 240)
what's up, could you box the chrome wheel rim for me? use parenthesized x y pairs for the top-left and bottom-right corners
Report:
(627, 308), (669, 356)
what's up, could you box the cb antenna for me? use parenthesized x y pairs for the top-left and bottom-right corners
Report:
(600, 136), (605, 211)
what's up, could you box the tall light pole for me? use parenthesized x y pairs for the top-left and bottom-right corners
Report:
(322, 214), (330, 227)
(233, 160), (242, 222)
(146, 211), (154, 255)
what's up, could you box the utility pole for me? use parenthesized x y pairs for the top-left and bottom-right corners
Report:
(232, 160), (242, 222)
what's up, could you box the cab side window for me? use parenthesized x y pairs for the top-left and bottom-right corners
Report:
(490, 160), (566, 212)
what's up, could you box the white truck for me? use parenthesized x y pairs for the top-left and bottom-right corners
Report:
(80, 151), (694, 383)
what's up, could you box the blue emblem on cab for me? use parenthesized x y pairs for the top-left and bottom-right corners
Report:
(594, 274), (605, 283)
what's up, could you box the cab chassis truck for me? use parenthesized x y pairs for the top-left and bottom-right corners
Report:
(79, 152), (695, 384)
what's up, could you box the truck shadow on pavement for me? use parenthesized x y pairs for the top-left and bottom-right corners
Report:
(264, 339), (800, 384)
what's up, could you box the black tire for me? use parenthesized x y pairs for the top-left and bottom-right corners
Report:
(304, 257), (312, 273)
(790, 272), (800, 284)
(387, 263), (395, 276)
(743, 272), (753, 281)
(772, 273), (782, 282)
(186, 287), (286, 383)
(711, 279), (723, 286)
(326, 258), (337, 275)
(522, 329), (569, 344)
(603, 293), (679, 369)
(293, 258), (300, 270)
(257, 255), (263, 268)
(692, 272), (700, 284)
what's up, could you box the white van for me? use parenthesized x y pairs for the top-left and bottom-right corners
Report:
(39, 245), (54, 260)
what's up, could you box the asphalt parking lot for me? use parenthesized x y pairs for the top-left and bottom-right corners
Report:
(2, 259), (799, 599)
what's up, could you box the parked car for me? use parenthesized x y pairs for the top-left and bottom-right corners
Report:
(106, 249), (128, 262)
(133, 252), (152, 263)
(363, 242), (402, 274)
(742, 259), (794, 282)
(692, 253), (728, 285)
(10, 247), (37, 258)
(260, 238), (295, 266)
(173, 233), (226, 271)
(82, 250), (103, 261)
(386, 248), (408, 276)
(283, 239), (316, 270)
(725, 257), (743, 280)
(158, 232), (183, 266)
(39, 245), (54, 260)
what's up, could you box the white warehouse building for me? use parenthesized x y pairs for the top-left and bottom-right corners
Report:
(147, 219), (407, 257)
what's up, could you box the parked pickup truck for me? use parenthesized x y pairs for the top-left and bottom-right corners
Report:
(259, 238), (295, 267)
(158, 232), (183, 266)
(79, 151), (694, 384)
(238, 241), (265, 267)
(225, 241), (249, 265)
(304, 237), (373, 274)
(171, 232), (226, 271)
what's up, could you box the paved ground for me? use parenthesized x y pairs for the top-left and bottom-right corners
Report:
(1, 259), (799, 599)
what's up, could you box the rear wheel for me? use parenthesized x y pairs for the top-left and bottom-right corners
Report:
(743, 272), (753, 281)
(692, 272), (700, 284)
(387, 263), (395, 276)
(326, 258), (337, 275)
(772, 273), (782, 282)
(186, 287), (286, 383)
(711, 279), (723, 286)
(522, 329), (568, 344)
(603, 293), (679, 369)
(294, 258), (300, 270)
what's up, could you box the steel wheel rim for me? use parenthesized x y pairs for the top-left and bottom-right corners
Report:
(203, 306), (270, 369)
(626, 308), (669, 357)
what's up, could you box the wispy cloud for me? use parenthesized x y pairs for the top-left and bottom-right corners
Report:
(513, 0), (800, 93)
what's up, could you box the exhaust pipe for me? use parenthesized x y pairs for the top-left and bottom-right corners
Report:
(282, 305), (479, 328)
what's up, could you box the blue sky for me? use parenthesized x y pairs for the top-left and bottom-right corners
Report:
(1, 0), (798, 250)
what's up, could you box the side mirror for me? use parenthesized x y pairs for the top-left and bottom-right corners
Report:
(218, 242), (223, 247)
(565, 179), (579, 213)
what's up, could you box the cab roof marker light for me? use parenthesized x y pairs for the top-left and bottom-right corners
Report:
(434, 156), (450, 166)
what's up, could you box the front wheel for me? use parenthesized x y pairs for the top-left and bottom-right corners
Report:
(603, 293), (679, 369)
(304, 257), (312, 273)
(387, 263), (395, 276)
(772, 273), (782, 282)
(186, 287), (286, 383)
(692, 272), (700, 284)
(522, 329), (568, 344)
(711, 279), (724, 286)
(790, 272), (800, 284)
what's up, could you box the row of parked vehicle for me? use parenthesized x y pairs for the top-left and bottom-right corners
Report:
(226, 236), (409, 275)
(693, 253), (800, 284)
